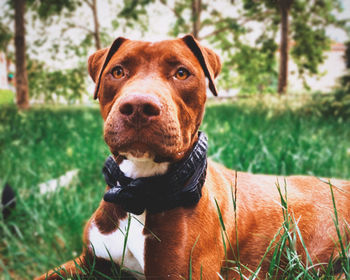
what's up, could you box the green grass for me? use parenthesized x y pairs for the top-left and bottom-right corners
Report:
(0, 105), (108, 279)
(204, 99), (350, 179)
(0, 100), (349, 279)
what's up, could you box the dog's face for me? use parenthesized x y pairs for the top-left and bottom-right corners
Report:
(88, 35), (221, 162)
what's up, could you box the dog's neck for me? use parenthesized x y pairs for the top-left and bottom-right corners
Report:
(119, 155), (169, 179)
(103, 132), (208, 215)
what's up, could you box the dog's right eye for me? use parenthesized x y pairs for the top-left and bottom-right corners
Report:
(175, 68), (190, 80)
(111, 66), (125, 79)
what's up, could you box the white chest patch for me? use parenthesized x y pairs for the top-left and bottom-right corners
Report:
(119, 156), (169, 179)
(88, 155), (168, 278)
(89, 213), (146, 279)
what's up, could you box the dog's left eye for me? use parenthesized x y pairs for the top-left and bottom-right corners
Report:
(175, 68), (190, 80)
(111, 66), (125, 79)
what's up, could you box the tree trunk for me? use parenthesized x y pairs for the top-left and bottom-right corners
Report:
(277, 1), (290, 95)
(91, 0), (101, 50)
(14, 0), (29, 109)
(191, 0), (201, 39)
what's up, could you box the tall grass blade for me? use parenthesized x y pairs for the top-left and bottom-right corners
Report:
(119, 213), (132, 280)
(189, 234), (200, 280)
(329, 182), (350, 277)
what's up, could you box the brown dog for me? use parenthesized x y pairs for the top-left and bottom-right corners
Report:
(36, 35), (350, 280)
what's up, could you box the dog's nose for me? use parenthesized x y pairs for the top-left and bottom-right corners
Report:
(118, 95), (161, 122)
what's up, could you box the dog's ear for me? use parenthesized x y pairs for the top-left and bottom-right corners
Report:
(88, 37), (128, 99)
(182, 34), (221, 96)
(88, 48), (108, 83)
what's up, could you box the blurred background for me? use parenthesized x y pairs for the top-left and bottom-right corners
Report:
(0, 0), (350, 279)
(1, 0), (350, 103)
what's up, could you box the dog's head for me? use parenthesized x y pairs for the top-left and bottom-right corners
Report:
(88, 35), (221, 162)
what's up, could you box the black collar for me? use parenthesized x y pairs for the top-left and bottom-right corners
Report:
(102, 132), (208, 215)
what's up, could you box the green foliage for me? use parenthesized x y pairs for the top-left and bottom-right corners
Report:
(27, 59), (88, 103)
(345, 41), (350, 69)
(166, 0), (194, 37)
(220, 40), (278, 93)
(152, 0), (345, 93)
(0, 22), (12, 52)
(242, 0), (344, 89)
(0, 2), (13, 63)
(0, 89), (14, 105)
(28, 0), (81, 20)
(119, 0), (154, 20)
(305, 40), (350, 119)
(342, 41), (350, 90)
(117, 0), (161, 34)
(307, 89), (350, 119)
(290, 0), (336, 77)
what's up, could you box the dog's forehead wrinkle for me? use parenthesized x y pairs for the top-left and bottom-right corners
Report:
(111, 41), (196, 76)
(112, 55), (142, 68)
(125, 40), (189, 60)
(160, 53), (198, 71)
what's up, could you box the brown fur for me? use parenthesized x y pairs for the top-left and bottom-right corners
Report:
(36, 35), (350, 280)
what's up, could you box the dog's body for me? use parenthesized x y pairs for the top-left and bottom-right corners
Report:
(37, 36), (350, 280)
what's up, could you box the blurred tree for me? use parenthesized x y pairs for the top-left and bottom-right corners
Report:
(309, 41), (350, 119)
(0, 8), (14, 87)
(0, 21), (13, 60)
(1, 0), (151, 104)
(165, 0), (280, 94)
(124, 0), (346, 95)
(278, 0), (293, 95)
(161, 0), (240, 41)
(14, 0), (29, 109)
(119, 0), (277, 94)
(90, 0), (101, 50)
(221, 39), (278, 94)
(340, 40), (350, 92)
(118, 0), (154, 33)
(28, 0), (103, 52)
(27, 58), (87, 103)
(2, 0), (82, 108)
(27, 0), (151, 102)
(45, 0), (102, 50)
(191, 0), (201, 39)
(242, 0), (345, 94)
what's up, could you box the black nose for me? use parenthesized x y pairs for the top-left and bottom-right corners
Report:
(118, 95), (161, 123)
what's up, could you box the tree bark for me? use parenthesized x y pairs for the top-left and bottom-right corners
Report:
(191, 0), (201, 39)
(277, 1), (291, 95)
(91, 0), (101, 50)
(14, 0), (29, 109)
(277, 0), (294, 95)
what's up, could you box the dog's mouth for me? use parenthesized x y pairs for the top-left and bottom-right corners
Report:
(117, 143), (156, 160)
(104, 128), (185, 162)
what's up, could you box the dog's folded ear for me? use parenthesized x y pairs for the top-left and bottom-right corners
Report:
(88, 48), (108, 83)
(88, 37), (128, 99)
(182, 34), (221, 96)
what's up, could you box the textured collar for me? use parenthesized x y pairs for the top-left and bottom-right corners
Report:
(103, 132), (208, 215)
